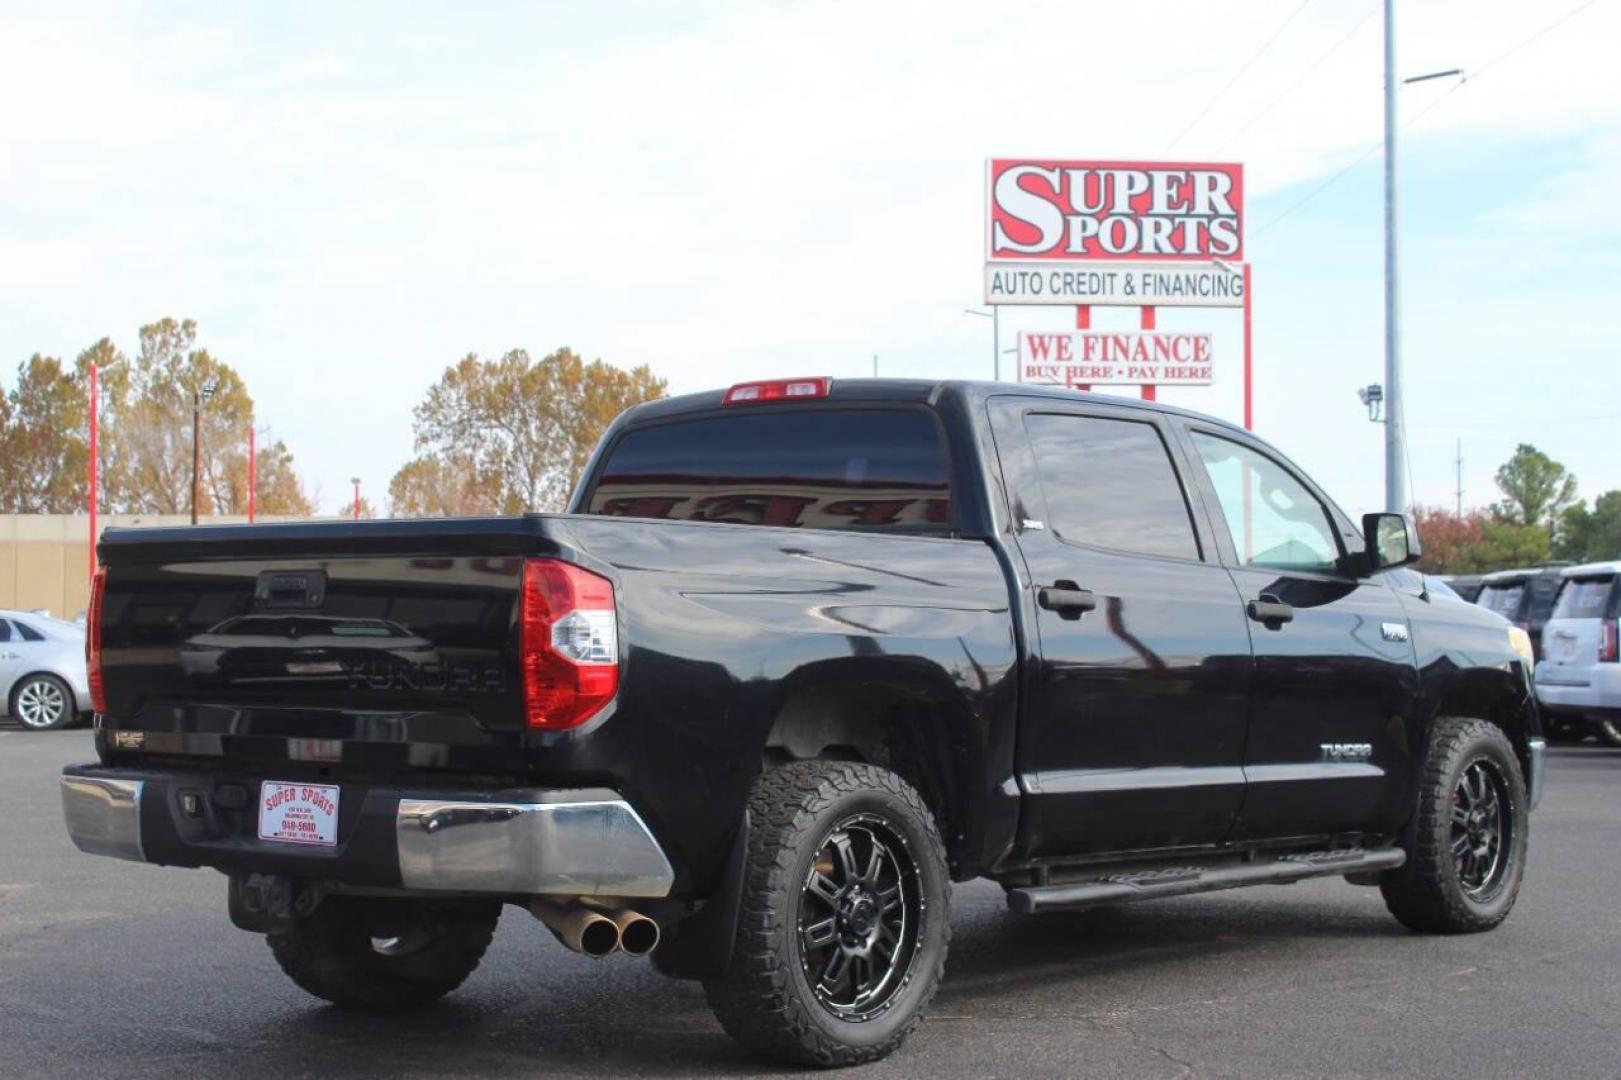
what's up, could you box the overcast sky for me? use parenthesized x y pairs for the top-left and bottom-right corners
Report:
(3, 0), (1618, 518)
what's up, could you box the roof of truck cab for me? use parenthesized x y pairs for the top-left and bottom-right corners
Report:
(619, 378), (1251, 435)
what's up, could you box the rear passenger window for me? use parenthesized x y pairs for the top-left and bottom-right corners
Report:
(13, 620), (43, 642)
(1553, 576), (1616, 619)
(0, 621), (10, 643)
(1023, 414), (1200, 561)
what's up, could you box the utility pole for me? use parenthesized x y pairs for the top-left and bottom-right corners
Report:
(993, 306), (1001, 381)
(1383, 0), (1406, 514)
(351, 477), (362, 521)
(872, 354), (878, 377)
(190, 389), (203, 525)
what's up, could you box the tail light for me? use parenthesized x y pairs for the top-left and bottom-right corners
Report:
(519, 559), (619, 730)
(1601, 620), (1619, 663)
(722, 377), (831, 405)
(87, 567), (108, 714)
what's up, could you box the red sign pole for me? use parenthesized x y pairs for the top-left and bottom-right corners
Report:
(87, 363), (98, 580)
(1243, 264), (1254, 430)
(1139, 306), (1157, 401)
(1073, 306), (1091, 391)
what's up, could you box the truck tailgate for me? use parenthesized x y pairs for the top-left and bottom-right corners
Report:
(96, 518), (548, 778)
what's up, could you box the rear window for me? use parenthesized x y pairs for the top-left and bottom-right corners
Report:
(586, 408), (952, 535)
(1553, 576), (1616, 620)
(1477, 583), (1524, 618)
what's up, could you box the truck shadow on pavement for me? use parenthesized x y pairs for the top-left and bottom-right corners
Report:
(250, 895), (1403, 1076)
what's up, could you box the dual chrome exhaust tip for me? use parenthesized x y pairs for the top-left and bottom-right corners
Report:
(530, 899), (660, 958)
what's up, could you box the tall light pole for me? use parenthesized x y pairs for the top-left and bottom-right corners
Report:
(1382, 0), (1405, 514)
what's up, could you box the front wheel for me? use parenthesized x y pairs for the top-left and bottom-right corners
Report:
(704, 761), (950, 1068)
(267, 896), (500, 1009)
(1381, 717), (1529, 933)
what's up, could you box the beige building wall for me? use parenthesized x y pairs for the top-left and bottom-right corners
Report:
(0, 515), (310, 619)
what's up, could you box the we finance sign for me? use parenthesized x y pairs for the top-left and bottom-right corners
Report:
(985, 159), (1245, 307)
(1019, 331), (1213, 388)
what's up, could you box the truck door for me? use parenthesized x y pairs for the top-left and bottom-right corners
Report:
(988, 399), (1252, 857)
(1176, 424), (1420, 840)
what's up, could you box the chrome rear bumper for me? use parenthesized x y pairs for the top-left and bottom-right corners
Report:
(61, 768), (674, 899)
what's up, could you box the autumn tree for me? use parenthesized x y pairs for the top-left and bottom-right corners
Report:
(0, 354), (89, 512)
(3, 319), (315, 518)
(390, 348), (665, 516)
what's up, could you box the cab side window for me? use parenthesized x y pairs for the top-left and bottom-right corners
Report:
(1190, 431), (1342, 575)
(1024, 413), (1201, 561)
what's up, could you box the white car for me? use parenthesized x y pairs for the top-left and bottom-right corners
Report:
(0, 609), (92, 731)
(1534, 562), (1621, 747)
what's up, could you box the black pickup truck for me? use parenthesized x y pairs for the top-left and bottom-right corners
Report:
(63, 378), (1545, 1067)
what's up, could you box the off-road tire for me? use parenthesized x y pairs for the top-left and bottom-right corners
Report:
(704, 760), (950, 1068)
(1380, 717), (1528, 933)
(10, 673), (76, 731)
(268, 897), (500, 1009)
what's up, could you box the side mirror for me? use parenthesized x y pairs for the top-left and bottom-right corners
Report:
(1362, 512), (1421, 571)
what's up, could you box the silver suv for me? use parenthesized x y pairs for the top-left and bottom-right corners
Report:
(1535, 562), (1621, 746)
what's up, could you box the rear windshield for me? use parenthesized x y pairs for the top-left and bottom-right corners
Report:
(1552, 575), (1616, 620)
(585, 408), (952, 535)
(1477, 583), (1524, 618)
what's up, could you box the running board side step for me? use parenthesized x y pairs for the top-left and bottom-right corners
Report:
(1006, 847), (1407, 915)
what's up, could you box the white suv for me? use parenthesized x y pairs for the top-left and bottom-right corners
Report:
(1535, 562), (1621, 747)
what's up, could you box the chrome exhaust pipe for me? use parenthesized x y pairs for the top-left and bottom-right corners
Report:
(608, 908), (661, 957)
(529, 899), (620, 958)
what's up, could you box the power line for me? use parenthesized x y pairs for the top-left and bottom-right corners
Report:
(1162, 0), (1314, 154)
(1251, 0), (1607, 237)
(1215, 3), (1379, 155)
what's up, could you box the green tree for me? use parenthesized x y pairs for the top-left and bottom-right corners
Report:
(1465, 519), (1553, 572)
(393, 348), (666, 515)
(1493, 443), (1577, 531)
(1559, 491), (1621, 563)
(0, 354), (89, 512)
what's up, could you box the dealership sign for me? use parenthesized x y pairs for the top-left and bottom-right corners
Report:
(1018, 331), (1213, 388)
(985, 159), (1244, 306)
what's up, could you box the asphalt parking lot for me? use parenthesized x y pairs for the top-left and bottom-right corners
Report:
(2, 728), (1618, 1079)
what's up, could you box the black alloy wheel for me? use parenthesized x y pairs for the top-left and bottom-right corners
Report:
(797, 814), (922, 1022)
(1451, 759), (1510, 902)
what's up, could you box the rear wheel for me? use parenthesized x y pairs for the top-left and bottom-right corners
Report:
(704, 760), (950, 1067)
(267, 896), (500, 1009)
(11, 674), (75, 731)
(1381, 717), (1528, 933)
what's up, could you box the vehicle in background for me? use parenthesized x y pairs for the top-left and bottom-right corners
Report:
(1475, 566), (1569, 659)
(1439, 574), (1486, 603)
(0, 610), (91, 731)
(1535, 563), (1621, 747)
